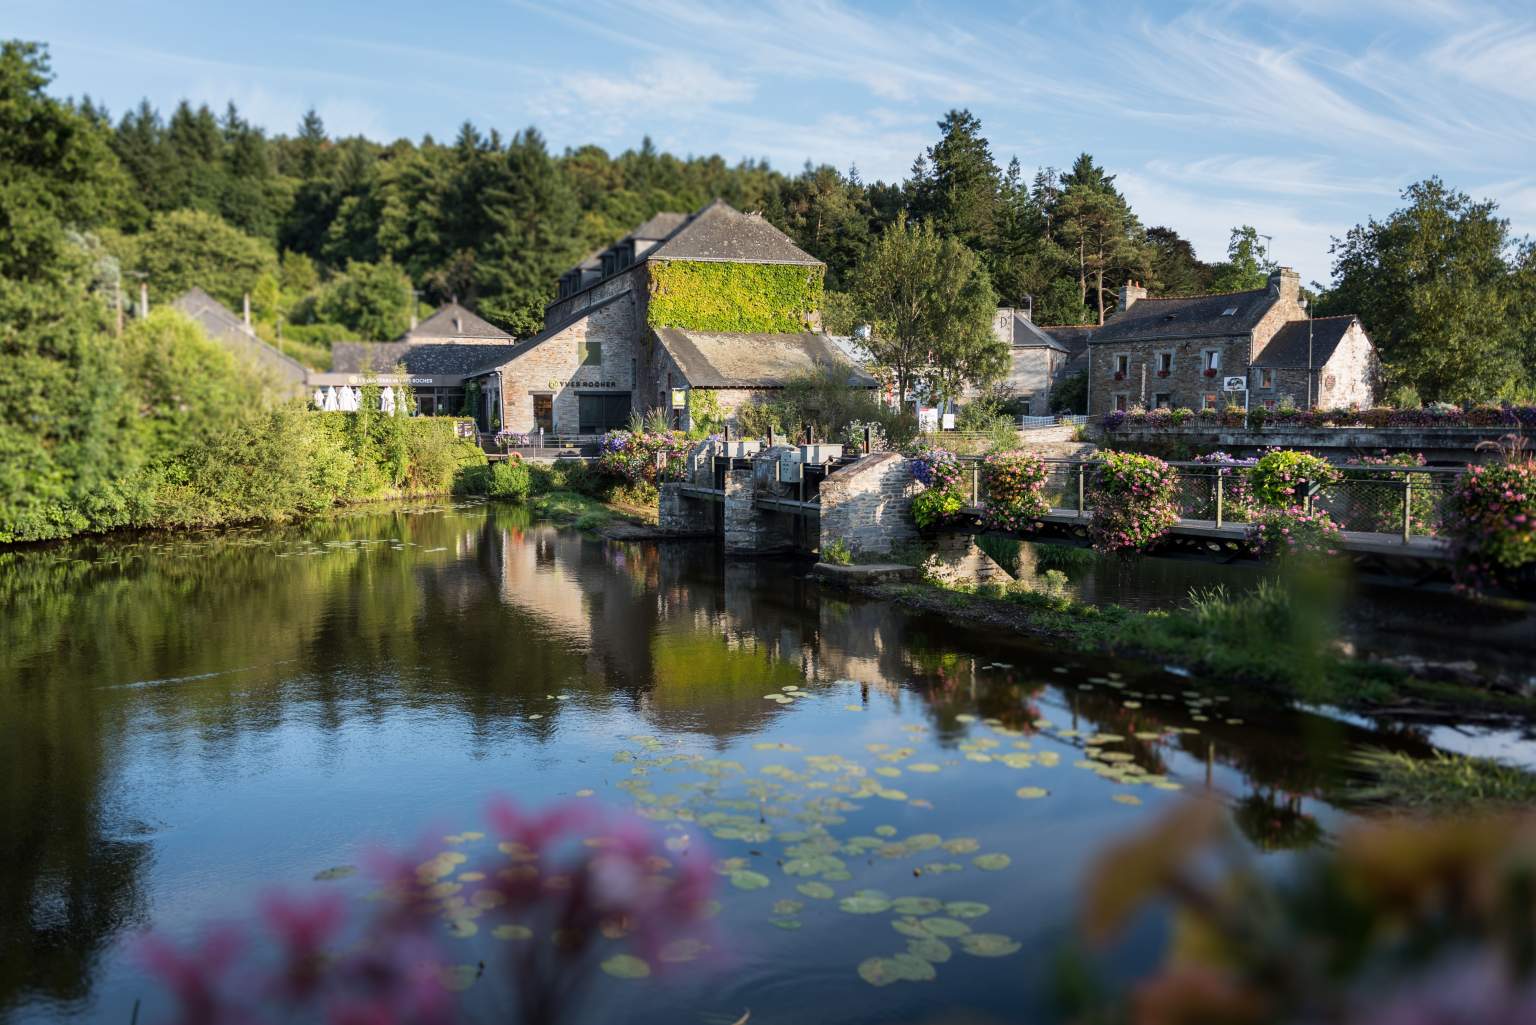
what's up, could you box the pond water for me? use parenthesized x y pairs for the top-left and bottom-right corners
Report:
(0, 503), (1514, 1024)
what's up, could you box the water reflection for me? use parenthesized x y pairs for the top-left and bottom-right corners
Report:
(0, 502), (1497, 1023)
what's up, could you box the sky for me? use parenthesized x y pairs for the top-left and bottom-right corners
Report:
(10, 0), (1536, 284)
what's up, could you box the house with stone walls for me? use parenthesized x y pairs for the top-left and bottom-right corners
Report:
(990, 307), (1092, 415)
(1085, 268), (1377, 415)
(459, 198), (868, 436)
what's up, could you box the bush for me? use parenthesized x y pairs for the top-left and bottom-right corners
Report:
(1445, 456), (1536, 594)
(1087, 451), (1180, 554)
(822, 538), (853, 565)
(909, 448), (963, 491)
(1189, 451), (1258, 521)
(1049, 371), (1087, 414)
(911, 487), (966, 530)
(486, 459), (531, 501)
(979, 451), (1050, 532)
(596, 430), (691, 485)
(1249, 450), (1341, 510)
(1247, 506), (1344, 560)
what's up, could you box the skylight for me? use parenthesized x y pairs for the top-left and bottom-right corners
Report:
(1221, 307), (1238, 317)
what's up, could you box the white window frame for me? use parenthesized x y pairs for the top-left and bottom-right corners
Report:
(1202, 349), (1221, 372)
(1114, 353), (1130, 376)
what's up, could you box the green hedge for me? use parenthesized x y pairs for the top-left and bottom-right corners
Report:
(646, 261), (823, 333)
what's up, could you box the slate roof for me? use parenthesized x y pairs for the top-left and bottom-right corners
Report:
(1253, 317), (1358, 368)
(653, 328), (877, 389)
(999, 310), (1069, 351)
(172, 288), (309, 388)
(1040, 325), (1093, 355)
(1088, 287), (1275, 344)
(461, 291), (633, 376)
(632, 212), (689, 240)
(645, 199), (821, 266)
(399, 300), (511, 341)
(330, 340), (524, 376)
(330, 341), (411, 374)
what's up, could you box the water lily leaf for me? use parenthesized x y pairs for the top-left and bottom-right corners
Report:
(858, 954), (937, 986)
(658, 937), (706, 962)
(959, 933), (1022, 957)
(1112, 793), (1143, 806)
(839, 891), (893, 914)
(892, 916), (930, 938)
(940, 838), (979, 854)
(313, 865), (356, 881)
(973, 854), (1012, 871)
(907, 937), (953, 963)
(955, 714), (978, 723)
(1015, 787), (1049, 800)
(772, 899), (805, 915)
(874, 766), (902, 778)
(796, 881), (836, 899)
(729, 870), (771, 891)
(919, 916), (971, 937)
(575, 789), (594, 798)
(943, 901), (990, 919)
(445, 918), (478, 939)
(600, 954), (652, 979)
(769, 917), (803, 930)
(493, 924), (533, 941)
(906, 763), (941, 773)
(891, 896), (942, 915)
(874, 825), (898, 837)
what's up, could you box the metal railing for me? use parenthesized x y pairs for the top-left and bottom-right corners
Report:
(952, 457), (1466, 544)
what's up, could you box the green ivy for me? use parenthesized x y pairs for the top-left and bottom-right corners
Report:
(646, 261), (824, 333)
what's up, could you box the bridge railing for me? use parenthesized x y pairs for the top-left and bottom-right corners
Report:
(953, 457), (1467, 543)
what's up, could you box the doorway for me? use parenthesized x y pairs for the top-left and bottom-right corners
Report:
(532, 393), (554, 433)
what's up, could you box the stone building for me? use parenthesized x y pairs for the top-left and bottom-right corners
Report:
(991, 307), (1091, 415)
(397, 300), (512, 344)
(462, 199), (865, 436)
(1085, 268), (1376, 414)
(172, 288), (309, 397)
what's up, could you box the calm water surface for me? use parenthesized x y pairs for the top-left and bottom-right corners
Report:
(0, 502), (1510, 1024)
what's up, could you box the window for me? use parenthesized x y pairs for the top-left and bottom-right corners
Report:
(1114, 353), (1129, 376)
(1264, 399), (1277, 410)
(1202, 392), (1221, 410)
(1157, 351), (1173, 373)
(1021, 400), (1031, 417)
(1202, 350), (1220, 371)
(1153, 392), (1172, 409)
(1221, 306), (1238, 317)
(1114, 393), (1129, 412)
(578, 341), (603, 367)
(1258, 368), (1274, 389)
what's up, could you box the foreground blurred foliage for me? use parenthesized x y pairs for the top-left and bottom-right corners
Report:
(1067, 800), (1536, 1025)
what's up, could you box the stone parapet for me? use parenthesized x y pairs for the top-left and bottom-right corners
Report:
(818, 452), (919, 557)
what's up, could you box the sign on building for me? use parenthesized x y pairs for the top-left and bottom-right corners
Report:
(671, 388), (688, 409)
(1222, 376), (1247, 392)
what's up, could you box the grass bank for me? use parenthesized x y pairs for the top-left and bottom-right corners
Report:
(460, 456), (661, 535)
(851, 571), (1536, 721)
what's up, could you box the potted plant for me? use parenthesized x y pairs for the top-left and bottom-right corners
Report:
(1203, 367), (1218, 378)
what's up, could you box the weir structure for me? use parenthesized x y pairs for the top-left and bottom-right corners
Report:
(658, 439), (1463, 584)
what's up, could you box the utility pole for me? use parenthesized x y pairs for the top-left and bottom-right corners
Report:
(1300, 296), (1314, 408)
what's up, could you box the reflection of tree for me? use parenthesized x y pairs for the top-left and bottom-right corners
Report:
(1232, 789), (1324, 852)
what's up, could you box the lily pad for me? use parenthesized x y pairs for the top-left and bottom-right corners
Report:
(906, 763), (941, 773)
(772, 899), (805, 915)
(959, 933), (1022, 957)
(857, 953), (937, 986)
(313, 865), (356, 881)
(973, 853), (1012, 871)
(839, 891), (893, 914)
(940, 837), (979, 854)
(492, 924), (533, 941)
(874, 825), (898, 837)
(907, 937), (953, 963)
(944, 901), (991, 919)
(796, 881), (836, 900)
(891, 896), (942, 916)
(600, 954), (652, 979)
(1111, 793), (1143, 806)
(729, 870), (771, 891)
(919, 916), (971, 938)
(769, 917), (803, 930)
(1015, 787), (1049, 800)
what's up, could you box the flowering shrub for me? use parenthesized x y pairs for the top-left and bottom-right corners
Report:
(842, 419), (888, 453)
(496, 431), (534, 449)
(1249, 450), (1341, 510)
(137, 799), (716, 1025)
(1248, 506), (1344, 560)
(597, 430), (691, 485)
(1345, 451), (1438, 536)
(1190, 451), (1257, 521)
(911, 487), (966, 530)
(1445, 457), (1536, 594)
(979, 451), (1050, 532)
(908, 448), (962, 491)
(1105, 403), (1536, 431)
(1087, 451), (1180, 554)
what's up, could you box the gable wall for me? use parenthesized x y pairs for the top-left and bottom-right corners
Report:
(492, 290), (642, 434)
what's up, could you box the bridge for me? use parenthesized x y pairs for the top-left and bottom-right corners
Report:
(658, 439), (1461, 578)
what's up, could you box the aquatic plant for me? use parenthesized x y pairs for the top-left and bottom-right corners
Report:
(1087, 451), (1180, 554)
(979, 451), (1050, 532)
(135, 800), (717, 1025)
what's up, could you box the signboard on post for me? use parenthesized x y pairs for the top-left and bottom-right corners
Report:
(1222, 376), (1247, 392)
(670, 388), (687, 410)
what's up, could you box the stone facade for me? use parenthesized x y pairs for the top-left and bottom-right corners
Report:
(1095, 332), (1253, 415)
(817, 452), (920, 558)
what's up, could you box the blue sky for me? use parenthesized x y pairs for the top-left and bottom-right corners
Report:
(12, 0), (1535, 283)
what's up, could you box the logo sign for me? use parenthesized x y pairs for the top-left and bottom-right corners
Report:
(670, 388), (688, 409)
(1222, 375), (1248, 392)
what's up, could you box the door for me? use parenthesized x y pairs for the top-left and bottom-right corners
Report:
(532, 394), (553, 433)
(577, 393), (631, 434)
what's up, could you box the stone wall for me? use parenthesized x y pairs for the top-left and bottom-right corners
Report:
(1317, 321), (1377, 408)
(817, 452), (919, 557)
(921, 536), (1014, 588)
(1089, 333), (1250, 416)
(723, 459), (797, 554)
(658, 483), (714, 535)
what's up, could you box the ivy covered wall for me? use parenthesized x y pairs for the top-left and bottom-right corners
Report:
(646, 261), (824, 333)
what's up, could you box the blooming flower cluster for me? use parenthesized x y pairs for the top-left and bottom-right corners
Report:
(908, 448), (962, 491)
(1105, 403), (1536, 431)
(1446, 457), (1536, 595)
(1248, 450), (1341, 511)
(597, 430), (692, 485)
(907, 448), (970, 530)
(979, 451), (1051, 532)
(1191, 451), (1258, 520)
(496, 431), (534, 449)
(136, 799), (717, 1025)
(1087, 451), (1180, 554)
(1247, 505), (1344, 560)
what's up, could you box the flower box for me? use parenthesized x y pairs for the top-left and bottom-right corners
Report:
(1203, 368), (1218, 378)
(1157, 370), (1170, 378)
(1114, 372), (1126, 381)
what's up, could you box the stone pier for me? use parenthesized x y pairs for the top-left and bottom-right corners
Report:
(817, 451), (921, 558)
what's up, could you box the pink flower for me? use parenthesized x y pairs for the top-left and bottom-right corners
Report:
(137, 926), (246, 1025)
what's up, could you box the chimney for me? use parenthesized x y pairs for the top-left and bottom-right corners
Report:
(242, 293), (252, 330)
(1021, 294), (1033, 322)
(1117, 280), (1147, 313)
(1268, 266), (1300, 302)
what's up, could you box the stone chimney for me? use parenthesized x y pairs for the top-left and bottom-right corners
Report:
(1268, 266), (1300, 301)
(1117, 280), (1148, 313)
